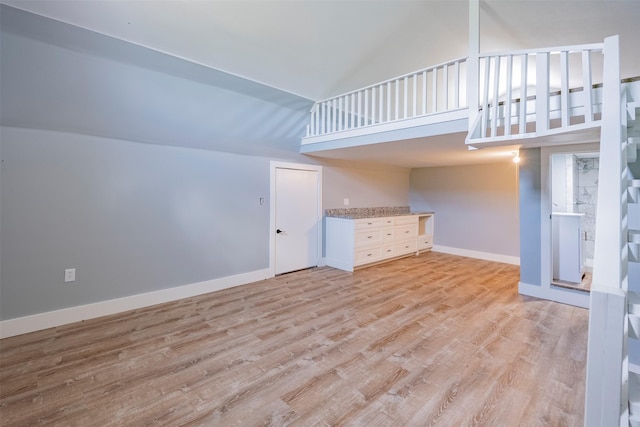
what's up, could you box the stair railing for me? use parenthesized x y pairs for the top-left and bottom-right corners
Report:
(584, 35), (629, 427)
(305, 57), (467, 138)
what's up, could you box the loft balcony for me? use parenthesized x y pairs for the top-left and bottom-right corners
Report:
(300, 41), (640, 154)
(300, 57), (469, 154)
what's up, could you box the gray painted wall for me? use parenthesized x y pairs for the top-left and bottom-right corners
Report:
(518, 148), (542, 286)
(0, 128), (413, 320)
(0, 7), (295, 320)
(551, 154), (569, 213)
(1, 127), (272, 319)
(408, 161), (519, 257)
(323, 164), (410, 209)
(0, 5), (313, 160)
(0, 8), (413, 320)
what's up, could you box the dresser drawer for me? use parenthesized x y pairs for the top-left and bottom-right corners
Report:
(418, 234), (433, 249)
(355, 229), (383, 246)
(382, 227), (394, 241)
(354, 246), (383, 265)
(382, 244), (394, 257)
(394, 239), (417, 255)
(395, 224), (418, 239)
(380, 217), (395, 227)
(355, 218), (385, 229)
(394, 215), (418, 226)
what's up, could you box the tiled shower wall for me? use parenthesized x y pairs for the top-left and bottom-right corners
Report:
(565, 155), (579, 213)
(576, 156), (599, 263)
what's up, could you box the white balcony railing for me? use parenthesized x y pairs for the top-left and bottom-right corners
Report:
(468, 42), (605, 143)
(304, 43), (606, 146)
(304, 57), (467, 139)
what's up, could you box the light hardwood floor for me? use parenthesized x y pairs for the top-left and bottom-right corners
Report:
(0, 252), (588, 426)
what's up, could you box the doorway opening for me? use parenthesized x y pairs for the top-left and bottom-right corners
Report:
(549, 152), (599, 292)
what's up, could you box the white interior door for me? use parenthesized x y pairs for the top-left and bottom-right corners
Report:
(274, 167), (320, 275)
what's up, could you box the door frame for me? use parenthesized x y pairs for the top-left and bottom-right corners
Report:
(270, 161), (323, 277)
(538, 143), (598, 308)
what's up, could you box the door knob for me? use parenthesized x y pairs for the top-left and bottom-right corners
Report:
(276, 229), (284, 234)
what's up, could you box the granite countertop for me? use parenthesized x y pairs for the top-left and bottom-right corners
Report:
(326, 212), (435, 219)
(325, 206), (434, 219)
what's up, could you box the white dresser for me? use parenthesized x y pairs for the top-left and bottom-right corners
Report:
(326, 213), (434, 272)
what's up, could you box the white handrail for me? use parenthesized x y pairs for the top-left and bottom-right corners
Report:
(478, 42), (604, 59)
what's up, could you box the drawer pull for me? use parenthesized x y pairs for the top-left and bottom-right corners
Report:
(367, 253), (373, 257)
(405, 245), (410, 249)
(405, 231), (410, 234)
(367, 236), (373, 239)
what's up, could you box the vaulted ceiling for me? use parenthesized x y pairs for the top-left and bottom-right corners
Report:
(4, 0), (639, 101)
(2, 1), (640, 167)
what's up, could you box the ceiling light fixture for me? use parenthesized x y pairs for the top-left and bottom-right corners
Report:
(512, 152), (521, 163)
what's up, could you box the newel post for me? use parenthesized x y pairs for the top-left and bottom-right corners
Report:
(584, 34), (627, 427)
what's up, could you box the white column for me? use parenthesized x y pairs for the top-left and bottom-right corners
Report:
(467, 0), (480, 136)
(592, 35), (624, 291)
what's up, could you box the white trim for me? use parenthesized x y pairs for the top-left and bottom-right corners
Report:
(301, 109), (467, 145)
(270, 161), (323, 277)
(432, 245), (520, 265)
(0, 268), (272, 339)
(518, 281), (590, 308)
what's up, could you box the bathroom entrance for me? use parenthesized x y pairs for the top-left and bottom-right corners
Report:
(549, 151), (599, 292)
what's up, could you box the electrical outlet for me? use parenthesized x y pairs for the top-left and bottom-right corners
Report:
(344, 198), (349, 206)
(64, 268), (76, 283)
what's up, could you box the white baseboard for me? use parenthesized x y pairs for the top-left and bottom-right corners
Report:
(518, 281), (590, 308)
(432, 245), (520, 266)
(0, 268), (273, 339)
(324, 257), (354, 272)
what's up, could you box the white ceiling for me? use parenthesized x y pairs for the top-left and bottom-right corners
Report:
(3, 0), (640, 168)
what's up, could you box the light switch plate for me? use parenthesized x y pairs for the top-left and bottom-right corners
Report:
(64, 268), (76, 283)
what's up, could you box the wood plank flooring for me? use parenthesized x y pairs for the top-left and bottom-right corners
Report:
(0, 252), (589, 426)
